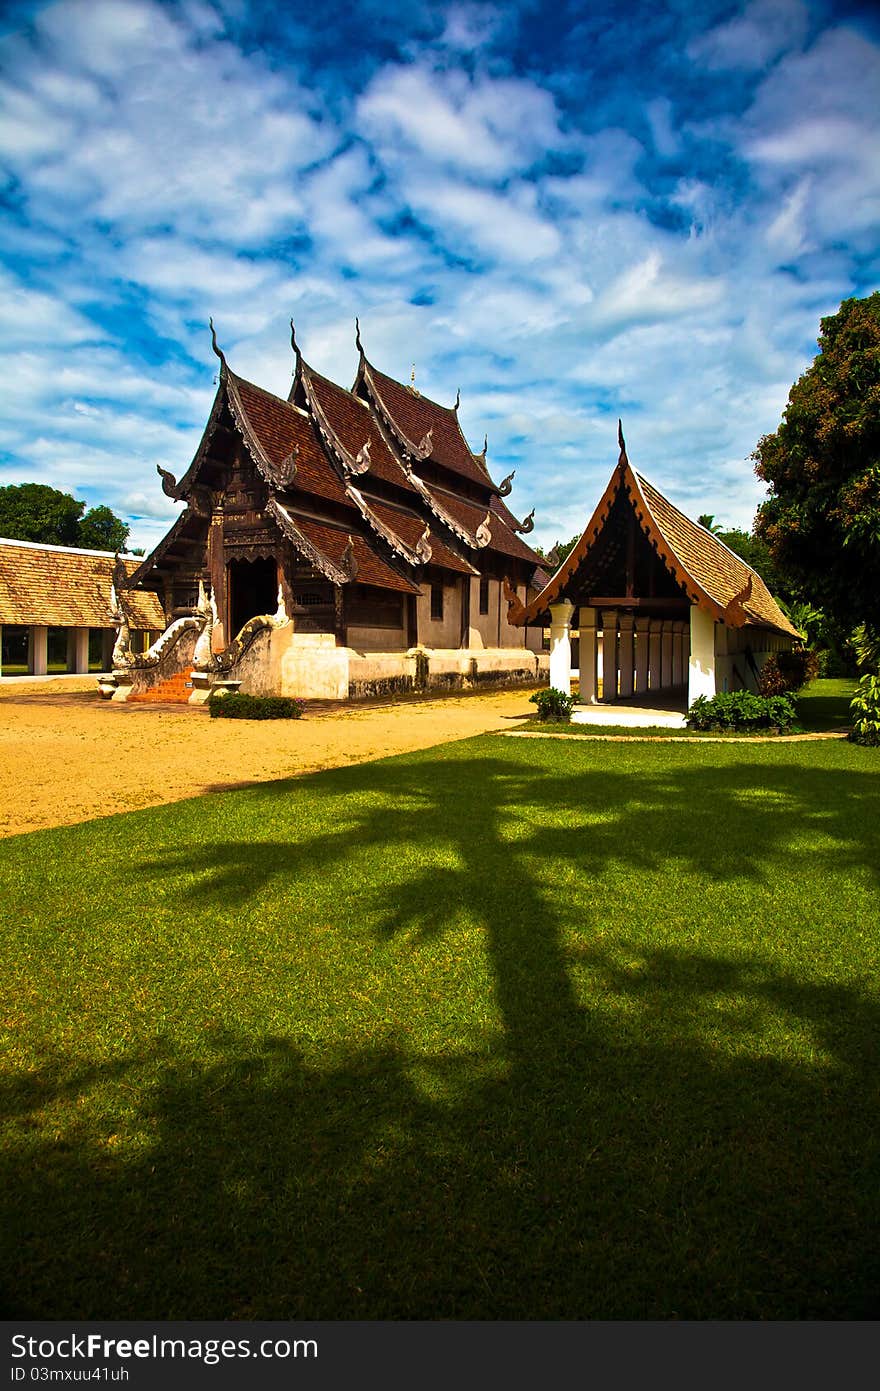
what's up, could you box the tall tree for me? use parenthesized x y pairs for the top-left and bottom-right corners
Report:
(753, 292), (880, 640)
(0, 484), (129, 551)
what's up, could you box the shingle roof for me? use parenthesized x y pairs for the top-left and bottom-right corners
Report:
(425, 486), (543, 564)
(304, 369), (418, 494)
(0, 540), (165, 628)
(364, 498), (477, 575)
(362, 362), (495, 489)
(271, 506), (420, 595)
(635, 473), (799, 635)
(229, 374), (352, 507)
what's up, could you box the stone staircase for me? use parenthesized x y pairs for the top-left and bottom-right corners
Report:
(128, 671), (194, 705)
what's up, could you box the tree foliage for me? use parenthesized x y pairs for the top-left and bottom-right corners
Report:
(753, 292), (880, 640)
(0, 484), (129, 552)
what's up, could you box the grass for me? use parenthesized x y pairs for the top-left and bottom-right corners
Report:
(1, 724), (879, 1320)
(520, 677), (857, 737)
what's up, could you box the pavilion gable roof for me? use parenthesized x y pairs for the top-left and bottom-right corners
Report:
(0, 540), (165, 629)
(519, 436), (798, 637)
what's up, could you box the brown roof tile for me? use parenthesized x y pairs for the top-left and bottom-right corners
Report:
(425, 487), (543, 564)
(364, 363), (494, 489)
(305, 370), (417, 494)
(229, 374), (352, 508)
(289, 514), (420, 594)
(364, 498), (477, 575)
(0, 542), (165, 629)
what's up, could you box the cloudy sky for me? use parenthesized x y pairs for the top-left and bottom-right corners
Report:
(1, 0), (878, 553)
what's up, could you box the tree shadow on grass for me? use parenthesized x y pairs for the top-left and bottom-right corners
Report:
(3, 747), (879, 1318)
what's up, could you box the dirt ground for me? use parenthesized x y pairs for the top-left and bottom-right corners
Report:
(0, 678), (538, 838)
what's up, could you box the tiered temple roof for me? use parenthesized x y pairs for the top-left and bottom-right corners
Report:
(130, 322), (544, 601)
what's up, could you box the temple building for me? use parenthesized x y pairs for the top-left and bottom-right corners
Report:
(110, 322), (548, 702)
(506, 427), (798, 713)
(0, 539), (163, 677)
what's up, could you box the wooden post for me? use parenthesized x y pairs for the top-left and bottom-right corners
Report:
(460, 573), (471, 649)
(208, 507), (226, 652)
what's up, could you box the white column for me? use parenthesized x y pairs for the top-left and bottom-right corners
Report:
(688, 606), (716, 706)
(73, 627), (90, 674)
(601, 610), (618, 701)
(549, 600), (576, 695)
(648, 619), (662, 691)
(672, 621), (686, 685)
(29, 625), (48, 676)
(661, 621), (674, 689)
(578, 607), (598, 704)
(634, 616), (650, 694)
(618, 612), (635, 698)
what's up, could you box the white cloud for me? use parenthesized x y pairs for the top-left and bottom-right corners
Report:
(689, 0), (809, 71)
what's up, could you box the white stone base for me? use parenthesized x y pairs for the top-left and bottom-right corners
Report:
(571, 704), (686, 729)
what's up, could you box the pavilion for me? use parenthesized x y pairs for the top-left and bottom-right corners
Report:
(0, 539), (164, 677)
(506, 427), (798, 720)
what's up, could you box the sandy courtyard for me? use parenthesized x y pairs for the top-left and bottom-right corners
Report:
(0, 679), (537, 838)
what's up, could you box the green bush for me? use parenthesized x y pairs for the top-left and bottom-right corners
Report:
(529, 687), (576, 721)
(208, 692), (304, 720)
(849, 674), (880, 746)
(686, 690), (797, 732)
(758, 647), (820, 696)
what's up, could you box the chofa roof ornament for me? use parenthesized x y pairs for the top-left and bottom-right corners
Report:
(156, 464), (181, 500)
(209, 317), (227, 372)
(277, 445), (299, 488)
(352, 438), (372, 475)
(618, 418), (629, 470)
(355, 316), (364, 356)
(415, 524), (432, 564)
(290, 318), (302, 372)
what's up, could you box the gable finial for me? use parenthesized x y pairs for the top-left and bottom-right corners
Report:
(618, 419), (628, 469)
(290, 317), (302, 369)
(208, 317), (226, 371)
(355, 317), (364, 355)
(454, 387), (460, 412)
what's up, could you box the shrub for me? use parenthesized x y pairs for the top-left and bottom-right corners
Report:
(529, 687), (576, 721)
(208, 692), (304, 720)
(758, 647), (820, 696)
(686, 690), (797, 733)
(849, 674), (880, 746)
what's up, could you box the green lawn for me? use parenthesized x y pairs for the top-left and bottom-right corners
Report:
(2, 724), (879, 1319)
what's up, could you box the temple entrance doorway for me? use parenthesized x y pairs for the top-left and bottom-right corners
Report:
(227, 556), (277, 639)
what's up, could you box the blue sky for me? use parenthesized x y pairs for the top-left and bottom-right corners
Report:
(1, 0), (878, 553)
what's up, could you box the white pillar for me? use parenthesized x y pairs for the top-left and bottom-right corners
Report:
(29, 625), (48, 676)
(601, 610), (618, 701)
(688, 606), (716, 706)
(661, 621), (674, 689)
(648, 619), (662, 691)
(672, 621), (686, 686)
(549, 600), (576, 695)
(578, 607), (598, 704)
(73, 627), (90, 674)
(618, 612), (635, 698)
(634, 616), (650, 694)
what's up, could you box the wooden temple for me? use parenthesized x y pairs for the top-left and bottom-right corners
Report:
(116, 321), (547, 702)
(507, 425), (798, 710)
